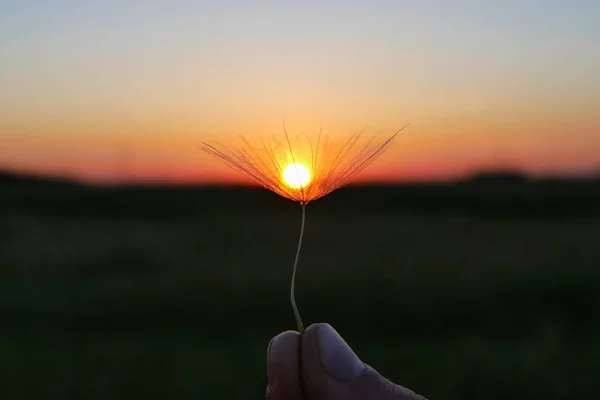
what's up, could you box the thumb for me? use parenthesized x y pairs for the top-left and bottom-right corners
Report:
(302, 323), (427, 400)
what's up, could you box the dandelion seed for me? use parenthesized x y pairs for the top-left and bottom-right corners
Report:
(201, 122), (409, 333)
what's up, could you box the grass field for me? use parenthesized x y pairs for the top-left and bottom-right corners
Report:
(1, 197), (599, 399)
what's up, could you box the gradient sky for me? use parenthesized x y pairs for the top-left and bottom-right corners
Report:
(1, 0), (599, 184)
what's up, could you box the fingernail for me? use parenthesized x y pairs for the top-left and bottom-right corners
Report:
(317, 323), (366, 382)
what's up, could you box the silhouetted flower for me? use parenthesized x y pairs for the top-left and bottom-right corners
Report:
(201, 123), (408, 335)
(201, 124), (408, 204)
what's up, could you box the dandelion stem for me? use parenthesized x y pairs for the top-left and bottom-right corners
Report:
(291, 202), (306, 334)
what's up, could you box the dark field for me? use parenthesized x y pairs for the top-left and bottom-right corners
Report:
(1, 175), (599, 399)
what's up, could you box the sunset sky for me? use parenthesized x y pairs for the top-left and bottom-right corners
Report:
(1, 1), (599, 184)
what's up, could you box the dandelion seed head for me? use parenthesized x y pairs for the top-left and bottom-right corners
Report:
(201, 124), (408, 203)
(200, 123), (409, 337)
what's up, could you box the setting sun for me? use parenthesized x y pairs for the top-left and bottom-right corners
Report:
(282, 163), (311, 189)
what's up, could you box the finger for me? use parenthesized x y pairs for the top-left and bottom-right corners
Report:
(301, 323), (366, 399)
(266, 330), (303, 400)
(302, 323), (427, 399)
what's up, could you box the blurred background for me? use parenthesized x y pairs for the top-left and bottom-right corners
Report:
(1, 174), (599, 399)
(1, 1), (600, 399)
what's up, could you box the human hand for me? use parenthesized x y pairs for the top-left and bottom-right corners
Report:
(266, 323), (427, 399)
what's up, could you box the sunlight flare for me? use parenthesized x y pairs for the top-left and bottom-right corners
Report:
(282, 163), (311, 189)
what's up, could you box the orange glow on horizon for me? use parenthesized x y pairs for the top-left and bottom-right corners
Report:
(1, 117), (599, 185)
(1, 2), (599, 184)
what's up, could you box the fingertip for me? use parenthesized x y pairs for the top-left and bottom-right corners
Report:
(299, 323), (323, 374)
(267, 330), (301, 368)
(300, 322), (328, 364)
(303, 323), (367, 380)
(300, 324), (427, 399)
(300, 323), (334, 394)
(266, 331), (302, 399)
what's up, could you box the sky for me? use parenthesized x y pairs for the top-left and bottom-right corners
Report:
(1, 0), (599, 184)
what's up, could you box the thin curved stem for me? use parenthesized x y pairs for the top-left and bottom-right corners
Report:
(291, 203), (306, 334)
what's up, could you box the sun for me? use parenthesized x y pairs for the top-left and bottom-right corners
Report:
(282, 163), (311, 189)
